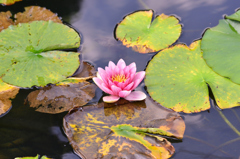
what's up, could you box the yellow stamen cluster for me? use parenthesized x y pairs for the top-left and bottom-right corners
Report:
(111, 74), (127, 83)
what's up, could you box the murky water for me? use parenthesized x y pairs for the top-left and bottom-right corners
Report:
(0, 0), (240, 158)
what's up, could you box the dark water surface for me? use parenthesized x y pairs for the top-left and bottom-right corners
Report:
(0, 0), (240, 159)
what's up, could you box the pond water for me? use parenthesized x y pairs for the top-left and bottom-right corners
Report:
(0, 0), (240, 159)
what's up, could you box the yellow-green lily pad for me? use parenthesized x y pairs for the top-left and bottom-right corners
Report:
(115, 10), (181, 53)
(63, 97), (185, 159)
(0, 0), (22, 6)
(145, 40), (240, 113)
(0, 20), (80, 87)
(0, 79), (19, 116)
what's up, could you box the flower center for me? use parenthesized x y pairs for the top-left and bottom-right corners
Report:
(111, 74), (127, 83)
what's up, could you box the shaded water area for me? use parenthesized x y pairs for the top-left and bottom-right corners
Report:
(1, 0), (240, 158)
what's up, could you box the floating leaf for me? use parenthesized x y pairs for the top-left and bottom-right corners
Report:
(115, 10), (181, 53)
(0, 21), (80, 87)
(145, 40), (240, 113)
(14, 6), (62, 24)
(26, 63), (96, 114)
(0, 11), (13, 32)
(63, 97), (185, 159)
(201, 10), (240, 84)
(0, 79), (19, 116)
(15, 155), (51, 159)
(0, 0), (22, 6)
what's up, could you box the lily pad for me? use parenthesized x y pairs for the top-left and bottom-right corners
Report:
(0, 11), (13, 32)
(63, 97), (185, 159)
(145, 40), (240, 113)
(14, 6), (62, 24)
(15, 155), (51, 159)
(115, 10), (181, 53)
(0, 0), (22, 6)
(201, 10), (240, 84)
(0, 20), (80, 87)
(0, 79), (19, 116)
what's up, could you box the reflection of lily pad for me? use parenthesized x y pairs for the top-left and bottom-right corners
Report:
(201, 10), (240, 84)
(0, 21), (80, 87)
(115, 10), (181, 53)
(0, 0), (22, 6)
(26, 78), (96, 114)
(63, 97), (185, 159)
(0, 79), (19, 116)
(145, 40), (240, 113)
(0, 11), (13, 32)
(15, 6), (62, 24)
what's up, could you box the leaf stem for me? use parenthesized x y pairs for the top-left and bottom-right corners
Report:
(138, 0), (149, 9)
(217, 109), (240, 136)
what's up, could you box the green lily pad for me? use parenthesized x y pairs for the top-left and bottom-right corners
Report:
(63, 97), (185, 159)
(0, 79), (19, 116)
(0, 0), (22, 6)
(201, 10), (240, 84)
(0, 20), (80, 87)
(15, 155), (51, 159)
(145, 40), (240, 113)
(225, 9), (240, 22)
(115, 10), (181, 53)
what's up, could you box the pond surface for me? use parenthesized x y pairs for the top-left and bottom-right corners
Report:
(0, 0), (240, 159)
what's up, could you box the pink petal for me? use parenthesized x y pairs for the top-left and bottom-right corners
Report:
(96, 72), (102, 80)
(117, 59), (126, 70)
(111, 85), (122, 96)
(105, 67), (112, 77)
(128, 62), (136, 70)
(132, 71), (145, 90)
(108, 61), (116, 70)
(98, 68), (108, 84)
(93, 77), (103, 88)
(103, 95), (120, 103)
(119, 90), (131, 98)
(101, 83), (113, 95)
(123, 82), (134, 91)
(124, 91), (146, 101)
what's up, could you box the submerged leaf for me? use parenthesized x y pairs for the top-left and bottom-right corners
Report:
(202, 10), (240, 84)
(115, 10), (181, 53)
(0, 0), (22, 6)
(0, 11), (13, 32)
(145, 40), (240, 113)
(15, 155), (51, 159)
(0, 79), (19, 116)
(63, 97), (185, 159)
(0, 21), (80, 87)
(14, 6), (62, 24)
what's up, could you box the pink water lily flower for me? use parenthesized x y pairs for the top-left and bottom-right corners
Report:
(93, 59), (146, 103)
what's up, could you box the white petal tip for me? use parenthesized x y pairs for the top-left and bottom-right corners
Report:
(124, 91), (146, 101)
(103, 95), (120, 103)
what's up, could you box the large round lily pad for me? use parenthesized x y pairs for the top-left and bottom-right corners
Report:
(63, 97), (185, 159)
(201, 10), (240, 84)
(115, 10), (181, 53)
(145, 40), (240, 113)
(0, 20), (80, 87)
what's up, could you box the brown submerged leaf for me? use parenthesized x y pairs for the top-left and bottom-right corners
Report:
(0, 11), (13, 32)
(0, 6), (62, 32)
(0, 79), (19, 116)
(63, 97), (185, 159)
(15, 6), (62, 24)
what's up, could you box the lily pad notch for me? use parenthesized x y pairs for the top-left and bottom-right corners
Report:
(0, 20), (81, 88)
(114, 9), (182, 53)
